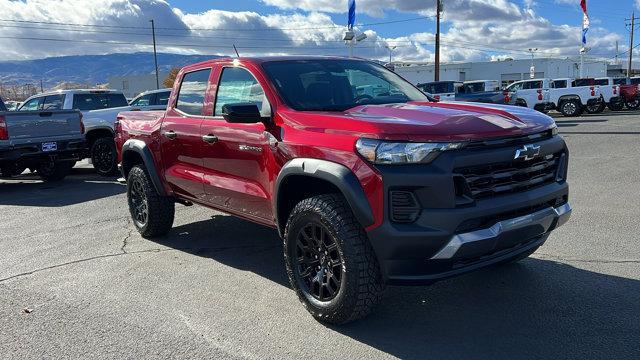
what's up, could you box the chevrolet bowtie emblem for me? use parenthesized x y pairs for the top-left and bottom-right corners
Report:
(514, 144), (541, 161)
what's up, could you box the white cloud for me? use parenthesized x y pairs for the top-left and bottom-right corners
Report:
(0, 0), (626, 65)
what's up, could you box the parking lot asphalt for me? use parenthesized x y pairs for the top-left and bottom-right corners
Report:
(1, 110), (639, 360)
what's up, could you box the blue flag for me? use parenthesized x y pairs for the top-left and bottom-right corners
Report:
(348, 0), (356, 29)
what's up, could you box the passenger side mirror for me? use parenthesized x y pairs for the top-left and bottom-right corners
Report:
(221, 103), (263, 124)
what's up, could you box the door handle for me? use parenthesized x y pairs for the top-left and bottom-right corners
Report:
(163, 130), (177, 140)
(202, 134), (218, 144)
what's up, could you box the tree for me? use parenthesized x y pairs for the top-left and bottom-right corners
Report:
(163, 68), (180, 89)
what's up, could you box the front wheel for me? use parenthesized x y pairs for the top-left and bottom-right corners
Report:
(625, 98), (640, 110)
(127, 165), (175, 238)
(91, 137), (118, 177)
(559, 100), (582, 117)
(608, 101), (625, 111)
(284, 194), (385, 325)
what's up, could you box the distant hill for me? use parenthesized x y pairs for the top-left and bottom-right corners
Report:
(0, 52), (222, 89)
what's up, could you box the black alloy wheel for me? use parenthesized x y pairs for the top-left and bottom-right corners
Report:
(128, 176), (149, 228)
(91, 137), (118, 176)
(294, 222), (344, 302)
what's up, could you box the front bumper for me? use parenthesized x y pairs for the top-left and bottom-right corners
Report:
(365, 134), (571, 285)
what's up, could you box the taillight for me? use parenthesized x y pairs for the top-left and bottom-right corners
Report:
(537, 89), (543, 101)
(503, 90), (511, 103)
(79, 113), (85, 134)
(590, 86), (595, 96)
(0, 115), (7, 140)
(115, 115), (124, 135)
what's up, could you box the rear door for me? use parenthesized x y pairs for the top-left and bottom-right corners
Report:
(200, 64), (274, 222)
(159, 68), (211, 200)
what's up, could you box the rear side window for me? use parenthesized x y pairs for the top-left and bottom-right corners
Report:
(42, 95), (65, 110)
(572, 79), (593, 87)
(594, 79), (608, 86)
(553, 80), (567, 89)
(176, 69), (211, 115)
(463, 82), (484, 93)
(131, 93), (154, 107)
(630, 78), (640, 85)
(156, 91), (170, 106)
(20, 97), (44, 111)
(523, 81), (543, 90)
(72, 93), (128, 111)
(613, 78), (627, 85)
(214, 67), (268, 116)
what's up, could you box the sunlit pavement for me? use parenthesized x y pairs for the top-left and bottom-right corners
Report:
(1, 111), (638, 359)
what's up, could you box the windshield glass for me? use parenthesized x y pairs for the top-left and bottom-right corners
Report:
(72, 93), (128, 111)
(418, 82), (455, 94)
(262, 59), (429, 111)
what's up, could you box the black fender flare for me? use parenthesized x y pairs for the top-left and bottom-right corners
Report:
(121, 139), (167, 196)
(274, 158), (375, 232)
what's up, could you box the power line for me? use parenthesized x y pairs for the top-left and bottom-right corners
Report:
(0, 16), (433, 32)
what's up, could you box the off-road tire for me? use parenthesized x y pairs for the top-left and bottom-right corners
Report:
(283, 194), (385, 325)
(625, 98), (640, 110)
(37, 161), (73, 182)
(585, 101), (605, 114)
(91, 137), (119, 177)
(126, 165), (174, 238)
(608, 101), (625, 111)
(559, 99), (582, 117)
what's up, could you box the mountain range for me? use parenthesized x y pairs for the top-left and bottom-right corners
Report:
(0, 52), (222, 89)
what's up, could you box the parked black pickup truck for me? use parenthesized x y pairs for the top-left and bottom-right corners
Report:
(0, 100), (85, 181)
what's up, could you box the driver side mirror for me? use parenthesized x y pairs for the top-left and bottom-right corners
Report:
(221, 103), (263, 124)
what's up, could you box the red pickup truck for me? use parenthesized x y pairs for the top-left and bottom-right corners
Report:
(116, 57), (571, 324)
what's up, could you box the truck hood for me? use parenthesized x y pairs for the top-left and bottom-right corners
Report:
(285, 101), (556, 142)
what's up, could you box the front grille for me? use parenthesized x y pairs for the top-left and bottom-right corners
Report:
(390, 190), (421, 223)
(455, 151), (564, 200)
(465, 130), (554, 150)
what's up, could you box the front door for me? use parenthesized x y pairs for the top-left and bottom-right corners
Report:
(200, 65), (275, 222)
(160, 68), (212, 200)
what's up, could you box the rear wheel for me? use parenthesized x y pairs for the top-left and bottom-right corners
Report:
(126, 165), (174, 238)
(91, 137), (118, 177)
(585, 101), (605, 114)
(284, 194), (384, 325)
(559, 100), (582, 117)
(37, 161), (73, 182)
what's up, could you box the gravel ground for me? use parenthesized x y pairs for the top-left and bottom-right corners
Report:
(1, 110), (639, 359)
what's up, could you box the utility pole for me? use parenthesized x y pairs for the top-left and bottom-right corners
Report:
(627, 13), (636, 77)
(434, 0), (442, 81)
(527, 48), (538, 79)
(150, 19), (160, 90)
(40, 79), (43, 93)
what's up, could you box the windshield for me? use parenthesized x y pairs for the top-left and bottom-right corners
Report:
(262, 59), (429, 111)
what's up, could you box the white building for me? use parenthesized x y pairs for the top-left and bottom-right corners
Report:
(393, 58), (616, 87)
(108, 73), (168, 99)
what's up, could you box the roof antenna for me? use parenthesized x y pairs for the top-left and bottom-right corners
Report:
(233, 45), (240, 58)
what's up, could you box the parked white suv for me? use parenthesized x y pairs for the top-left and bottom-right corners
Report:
(505, 79), (552, 113)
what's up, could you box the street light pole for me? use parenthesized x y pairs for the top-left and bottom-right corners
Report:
(150, 19), (160, 90)
(386, 45), (397, 64)
(528, 48), (538, 79)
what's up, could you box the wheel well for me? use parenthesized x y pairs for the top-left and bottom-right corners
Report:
(276, 175), (343, 234)
(121, 150), (144, 179)
(558, 95), (581, 105)
(85, 128), (114, 149)
(515, 98), (527, 107)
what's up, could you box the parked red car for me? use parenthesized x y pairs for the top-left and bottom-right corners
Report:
(116, 57), (571, 324)
(612, 77), (640, 109)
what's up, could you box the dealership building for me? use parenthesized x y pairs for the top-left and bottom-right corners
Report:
(393, 58), (628, 86)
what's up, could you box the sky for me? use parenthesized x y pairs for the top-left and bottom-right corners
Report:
(0, 0), (638, 63)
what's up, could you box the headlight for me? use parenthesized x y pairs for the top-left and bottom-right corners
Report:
(356, 138), (466, 164)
